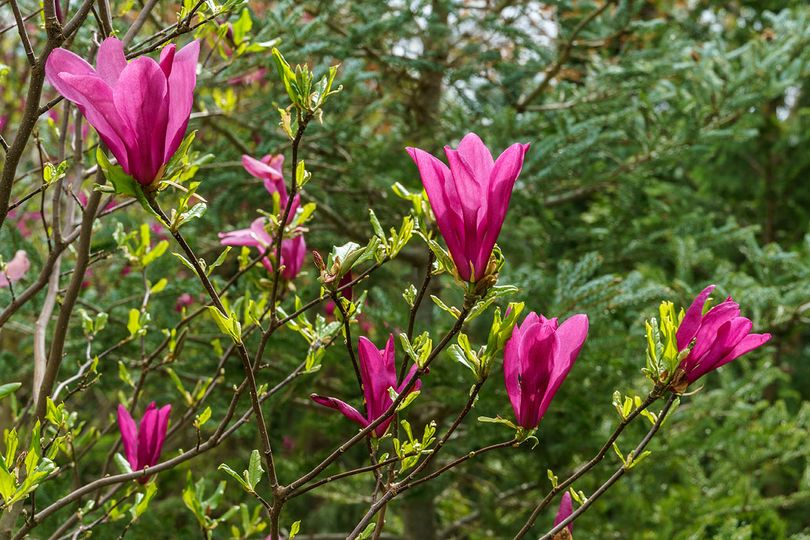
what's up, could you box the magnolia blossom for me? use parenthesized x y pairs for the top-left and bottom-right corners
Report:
(0, 250), (30, 288)
(46, 37), (200, 186)
(504, 312), (589, 429)
(8, 209), (38, 238)
(407, 133), (529, 282)
(218, 217), (306, 280)
(675, 285), (771, 386)
(552, 492), (574, 539)
(175, 293), (194, 312)
(117, 402), (171, 482)
(311, 335), (421, 438)
(241, 153), (300, 219)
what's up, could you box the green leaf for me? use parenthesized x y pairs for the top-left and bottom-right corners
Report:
(207, 307), (243, 344)
(357, 522), (377, 540)
(289, 520), (301, 539)
(246, 449), (264, 490)
(130, 481), (158, 519)
(24, 421), (42, 475)
(150, 278), (168, 293)
(0, 382), (21, 401)
(477, 416), (518, 430)
(218, 463), (252, 492)
(118, 361), (134, 388)
(295, 160), (311, 189)
(142, 240), (169, 266)
(195, 406), (212, 429)
(231, 7), (252, 44)
(114, 453), (133, 474)
(430, 295), (460, 319)
(172, 252), (197, 272)
(207, 246), (232, 275)
(127, 309), (142, 337)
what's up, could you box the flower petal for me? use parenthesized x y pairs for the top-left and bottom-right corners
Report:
(116, 404), (139, 470)
(47, 63), (132, 172)
(281, 234), (306, 280)
(676, 285), (715, 350)
(0, 250), (30, 287)
(113, 57), (169, 184)
(146, 404), (171, 467)
(357, 336), (390, 421)
(554, 492), (574, 533)
(311, 394), (368, 428)
(96, 37), (127, 86)
(686, 299), (741, 363)
(243, 154), (284, 181)
(474, 142), (528, 278)
(406, 147), (468, 279)
(503, 326), (523, 423)
(164, 40), (199, 162)
(158, 44), (176, 77)
(538, 314), (588, 420)
(136, 402), (158, 470)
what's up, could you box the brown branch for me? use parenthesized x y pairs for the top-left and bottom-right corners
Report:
(512, 388), (663, 539)
(515, 1), (614, 112)
(538, 394), (677, 539)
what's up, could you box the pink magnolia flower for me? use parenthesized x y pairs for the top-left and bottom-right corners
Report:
(45, 37), (200, 186)
(0, 250), (30, 288)
(117, 402), (171, 482)
(674, 285), (771, 386)
(504, 312), (589, 429)
(8, 209), (38, 238)
(406, 133), (529, 282)
(241, 153), (300, 220)
(218, 217), (306, 280)
(175, 293), (194, 312)
(552, 492), (574, 539)
(311, 335), (421, 438)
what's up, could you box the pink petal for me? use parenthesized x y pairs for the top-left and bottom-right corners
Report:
(519, 329), (558, 428)
(242, 154), (284, 181)
(45, 48), (96, 93)
(96, 37), (127, 86)
(554, 492), (574, 533)
(474, 142), (528, 278)
(0, 250), (30, 287)
(281, 235), (306, 280)
(163, 40), (199, 163)
(454, 133), (495, 181)
(116, 404), (139, 470)
(406, 147), (468, 280)
(357, 336), (389, 421)
(137, 402), (158, 470)
(554, 314), (589, 367)
(397, 363), (422, 395)
(47, 68), (132, 172)
(676, 285), (715, 350)
(503, 327), (523, 421)
(146, 404), (171, 467)
(311, 394), (368, 428)
(113, 57), (168, 184)
(158, 44), (176, 77)
(686, 300), (741, 363)
(715, 332), (771, 370)
(689, 326), (770, 383)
